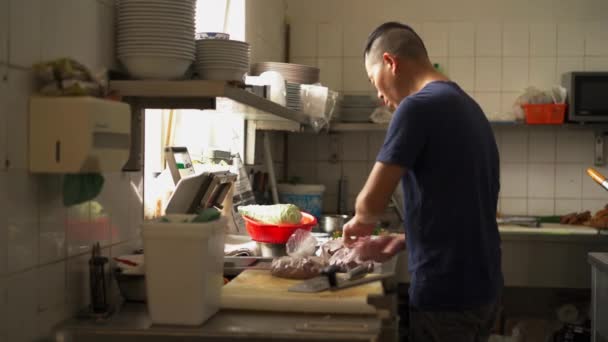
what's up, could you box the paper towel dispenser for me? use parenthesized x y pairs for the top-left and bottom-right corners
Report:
(29, 96), (131, 173)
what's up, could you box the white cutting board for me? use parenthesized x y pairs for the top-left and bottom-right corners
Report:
(220, 269), (383, 314)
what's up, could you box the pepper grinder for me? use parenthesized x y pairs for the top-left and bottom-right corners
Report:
(89, 242), (109, 314)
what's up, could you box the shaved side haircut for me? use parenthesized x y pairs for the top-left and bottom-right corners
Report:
(364, 22), (429, 65)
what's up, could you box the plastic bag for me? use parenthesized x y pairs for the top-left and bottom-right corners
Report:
(370, 106), (393, 124)
(32, 58), (107, 97)
(286, 229), (317, 258)
(301, 85), (340, 132)
(270, 229), (325, 279)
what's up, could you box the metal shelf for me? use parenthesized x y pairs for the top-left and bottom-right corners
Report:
(109, 80), (310, 124)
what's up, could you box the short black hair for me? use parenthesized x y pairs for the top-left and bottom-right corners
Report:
(364, 21), (428, 60)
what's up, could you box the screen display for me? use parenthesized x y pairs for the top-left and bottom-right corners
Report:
(173, 151), (195, 177)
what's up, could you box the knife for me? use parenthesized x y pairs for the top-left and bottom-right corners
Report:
(587, 168), (608, 191)
(288, 265), (392, 293)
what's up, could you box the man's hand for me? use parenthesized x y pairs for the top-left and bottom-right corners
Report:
(342, 216), (376, 247)
(353, 234), (406, 263)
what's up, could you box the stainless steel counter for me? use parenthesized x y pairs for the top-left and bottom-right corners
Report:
(54, 303), (390, 342)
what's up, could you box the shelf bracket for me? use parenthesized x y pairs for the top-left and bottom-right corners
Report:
(595, 131), (605, 166)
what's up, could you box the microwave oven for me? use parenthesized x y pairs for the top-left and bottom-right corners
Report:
(562, 71), (608, 122)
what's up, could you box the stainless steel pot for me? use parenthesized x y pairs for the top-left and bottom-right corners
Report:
(320, 214), (350, 234)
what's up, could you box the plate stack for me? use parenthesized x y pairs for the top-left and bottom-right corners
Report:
(251, 62), (320, 84)
(195, 39), (251, 81)
(286, 82), (302, 111)
(339, 95), (380, 122)
(117, 0), (196, 79)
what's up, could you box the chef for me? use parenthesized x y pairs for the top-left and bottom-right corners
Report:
(343, 22), (503, 342)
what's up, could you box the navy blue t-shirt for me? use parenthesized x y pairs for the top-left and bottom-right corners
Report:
(377, 81), (502, 310)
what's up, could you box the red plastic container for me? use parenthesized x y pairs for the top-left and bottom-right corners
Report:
(523, 104), (566, 125)
(243, 212), (317, 244)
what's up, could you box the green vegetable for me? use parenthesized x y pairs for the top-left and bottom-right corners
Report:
(192, 208), (221, 223)
(238, 204), (302, 224)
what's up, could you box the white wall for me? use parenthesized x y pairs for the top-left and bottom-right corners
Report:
(284, 0), (608, 216)
(0, 1), (143, 341)
(246, 0), (286, 64)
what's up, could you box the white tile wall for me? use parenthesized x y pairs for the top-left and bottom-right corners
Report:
(528, 127), (556, 163)
(502, 23), (529, 57)
(584, 21), (608, 56)
(38, 175), (66, 264)
(449, 57), (475, 91)
(0, 1), (145, 339)
(6, 68), (34, 170)
(6, 271), (38, 342)
(500, 163), (528, 197)
(0, 0), (8, 64)
(530, 23), (557, 57)
(475, 92), (501, 119)
(555, 164), (583, 198)
(6, 170), (38, 273)
(285, 0), (608, 217)
(341, 132), (368, 161)
(529, 57), (557, 89)
(501, 198), (528, 215)
(502, 57), (529, 91)
(422, 22), (449, 57)
(557, 23), (585, 57)
(448, 22), (475, 57)
(317, 58), (343, 91)
(9, 0), (42, 68)
(342, 57), (372, 93)
(318, 22), (343, 57)
(0, 279), (6, 340)
(556, 130), (594, 163)
(527, 199), (555, 216)
(500, 128), (528, 162)
(555, 199), (582, 215)
(528, 164), (555, 198)
(476, 23), (502, 57)
(316, 162), (342, 196)
(475, 57), (502, 91)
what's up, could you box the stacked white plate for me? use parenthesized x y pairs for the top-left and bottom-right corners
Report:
(117, 0), (196, 79)
(195, 39), (250, 81)
(286, 82), (302, 111)
(251, 62), (320, 84)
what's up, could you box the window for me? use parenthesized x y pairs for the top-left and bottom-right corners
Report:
(143, 0), (246, 218)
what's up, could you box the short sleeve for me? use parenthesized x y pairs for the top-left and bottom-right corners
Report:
(376, 99), (429, 169)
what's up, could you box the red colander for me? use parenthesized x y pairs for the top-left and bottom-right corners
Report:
(242, 212), (317, 244)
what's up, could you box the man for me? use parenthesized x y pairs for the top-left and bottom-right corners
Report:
(342, 22), (502, 342)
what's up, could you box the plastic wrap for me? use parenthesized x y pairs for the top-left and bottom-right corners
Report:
(286, 229), (317, 258)
(270, 229), (325, 279)
(301, 85), (340, 132)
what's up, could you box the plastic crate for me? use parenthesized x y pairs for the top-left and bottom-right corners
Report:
(523, 103), (566, 125)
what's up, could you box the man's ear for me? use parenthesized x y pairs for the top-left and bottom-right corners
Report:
(382, 53), (398, 74)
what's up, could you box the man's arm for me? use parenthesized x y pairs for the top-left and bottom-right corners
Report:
(356, 161), (406, 224)
(343, 161), (405, 246)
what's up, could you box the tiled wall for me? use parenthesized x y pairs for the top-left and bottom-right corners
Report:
(283, 0), (608, 216)
(245, 0), (286, 64)
(280, 127), (608, 216)
(0, 1), (143, 341)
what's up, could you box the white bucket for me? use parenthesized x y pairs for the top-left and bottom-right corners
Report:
(277, 184), (325, 219)
(142, 217), (226, 325)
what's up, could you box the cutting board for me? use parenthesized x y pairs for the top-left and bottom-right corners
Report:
(220, 269), (383, 314)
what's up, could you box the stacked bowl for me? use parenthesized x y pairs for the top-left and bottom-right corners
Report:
(117, 0), (196, 79)
(195, 38), (251, 81)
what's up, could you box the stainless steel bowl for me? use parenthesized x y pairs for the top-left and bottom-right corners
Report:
(320, 214), (350, 234)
